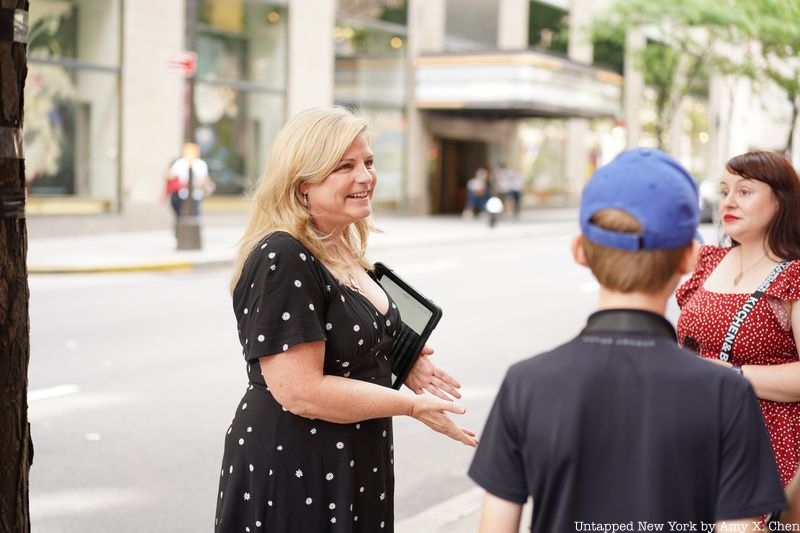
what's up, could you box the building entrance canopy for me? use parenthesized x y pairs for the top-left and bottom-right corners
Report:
(415, 50), (622, 119)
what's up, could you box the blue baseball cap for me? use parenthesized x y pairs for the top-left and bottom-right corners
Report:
(579, 148), (701, 251)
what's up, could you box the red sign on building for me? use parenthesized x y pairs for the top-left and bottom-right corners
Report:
(166, 51), (197, 77)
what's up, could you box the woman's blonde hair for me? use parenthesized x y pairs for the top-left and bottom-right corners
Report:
(230, 106), (375, 292)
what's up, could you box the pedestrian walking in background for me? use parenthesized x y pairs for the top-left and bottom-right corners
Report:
(496, 161), (525, 218)
(468, 148), (786, 532)
(463, 166), (489, 218)
(214, 106), (476, 533)
(676, 151), (800, 487)
(165, 142), (214, 221)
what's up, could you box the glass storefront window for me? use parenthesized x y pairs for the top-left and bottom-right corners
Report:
(334, 3), (408, 206)
(193, 1), (288, 195)
(528, 0), (568, 56)
(338, 0), (407, 24)
(29, 2), (77, 59)
(518, 119), (567, 201)
(25, 0), (121, 204)
(362, 109), (405, 205)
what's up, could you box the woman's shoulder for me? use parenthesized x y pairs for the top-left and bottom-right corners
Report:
(698, 244), (728, 263)
(253, 230), (321, 260)
(675, 245), (727, 308)
(765, 258), (800, 301)
(241, 231), (323, 279)
(693, 244), (729, 275)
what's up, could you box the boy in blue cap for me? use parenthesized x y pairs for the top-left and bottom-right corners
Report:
(468, 148), (786, 532)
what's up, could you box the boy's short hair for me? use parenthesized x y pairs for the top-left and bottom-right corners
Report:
(581, 209), (688, 292)
(579, 148), (701, 293)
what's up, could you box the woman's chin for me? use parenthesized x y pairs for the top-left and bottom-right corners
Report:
(350, 204), (372, 221)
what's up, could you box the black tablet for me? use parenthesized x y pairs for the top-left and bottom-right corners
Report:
(373, 262), (443, 389)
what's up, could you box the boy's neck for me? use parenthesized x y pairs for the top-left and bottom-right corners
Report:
(596, 287), (670, 316)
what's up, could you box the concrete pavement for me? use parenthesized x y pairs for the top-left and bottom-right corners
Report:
(27, 208), (579, 274)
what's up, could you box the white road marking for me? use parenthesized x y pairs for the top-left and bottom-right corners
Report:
(397, 489), (534, 533)
(30, 487), (153, 519)
(28, 393), (131, 421)
(28, 384), (80, 402)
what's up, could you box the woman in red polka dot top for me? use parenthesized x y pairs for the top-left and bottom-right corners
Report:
(677, 151), (800, 486)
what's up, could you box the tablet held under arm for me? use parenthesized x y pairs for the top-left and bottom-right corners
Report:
(373, 262), (443, 389)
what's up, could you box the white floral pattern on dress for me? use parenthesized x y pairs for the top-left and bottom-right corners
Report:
(216, 232), (398, 532)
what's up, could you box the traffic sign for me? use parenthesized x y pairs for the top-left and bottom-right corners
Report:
(166, 51), (197, 77)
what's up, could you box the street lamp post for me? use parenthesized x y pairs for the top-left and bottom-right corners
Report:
(177, 0), (202, 250)
(175, 144), (203, 250)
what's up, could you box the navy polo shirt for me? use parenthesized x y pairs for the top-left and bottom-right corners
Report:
(469, 309), (786, 532)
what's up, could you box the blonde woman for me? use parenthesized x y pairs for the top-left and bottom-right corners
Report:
(214, 107), (476, 533)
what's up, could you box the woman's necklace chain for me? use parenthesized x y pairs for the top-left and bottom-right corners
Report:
(326, 239), (363, 294)
(347, 271), (363, 294)
(733, 249), (767, 286)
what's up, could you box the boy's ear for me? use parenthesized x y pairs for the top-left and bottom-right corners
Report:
(572, 235), (589, 267)
(679, 240), (700, 276)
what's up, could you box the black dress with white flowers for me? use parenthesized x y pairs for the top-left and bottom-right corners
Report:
(215, 231), (400, 533)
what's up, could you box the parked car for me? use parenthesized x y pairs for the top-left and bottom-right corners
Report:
(698, 178), (720, 224)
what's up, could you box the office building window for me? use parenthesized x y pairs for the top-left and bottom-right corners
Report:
(528, 0), (567, 55)
(335, 1), (407, 205)
(445, 0), (498, 51)
(192, 0), (287, 195)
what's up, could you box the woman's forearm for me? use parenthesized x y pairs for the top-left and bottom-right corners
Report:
(743, 361), (800, 403)
(287, 375), (415, 424)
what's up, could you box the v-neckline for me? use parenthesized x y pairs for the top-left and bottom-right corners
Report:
(344, 271), (394, 318)
(315, 256), (393, 318)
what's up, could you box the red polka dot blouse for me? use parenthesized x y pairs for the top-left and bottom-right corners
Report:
(677, 245), (800, 487)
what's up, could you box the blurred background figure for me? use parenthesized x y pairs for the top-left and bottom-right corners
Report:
(165, 142), (215, 222)
(463, 166), (489, 219)
(496, 161), (525, 219)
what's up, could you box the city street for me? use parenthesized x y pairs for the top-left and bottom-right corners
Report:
(26, 227), (687, 532)
(16, 0), (796, 530)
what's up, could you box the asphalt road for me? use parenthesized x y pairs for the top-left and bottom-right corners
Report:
(25, 228), (687, 532)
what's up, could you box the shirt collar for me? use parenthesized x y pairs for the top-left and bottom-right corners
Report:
(582, 309), (677, 342)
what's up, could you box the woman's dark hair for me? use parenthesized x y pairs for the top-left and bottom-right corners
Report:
(726, 151), (800, 260)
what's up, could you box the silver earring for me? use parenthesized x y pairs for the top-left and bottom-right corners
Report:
(301, 193), (308, 206)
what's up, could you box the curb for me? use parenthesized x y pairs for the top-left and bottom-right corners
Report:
(27, 262), (196, 275)
(395, 487), (484, 532)
(27, 221), (578, 275)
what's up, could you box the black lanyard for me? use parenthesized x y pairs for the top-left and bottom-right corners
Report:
(718, 260), (791, 362)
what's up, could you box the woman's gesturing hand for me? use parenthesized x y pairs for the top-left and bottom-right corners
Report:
(409, 394), (477, 447)
(404, 345), (462, 401)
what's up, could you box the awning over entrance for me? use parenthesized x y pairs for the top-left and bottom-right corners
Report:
(415, 51), (623, 119)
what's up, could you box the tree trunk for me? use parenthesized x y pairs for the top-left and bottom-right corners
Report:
(0, 1), (31, 533)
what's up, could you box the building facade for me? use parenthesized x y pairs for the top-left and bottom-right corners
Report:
(24, 0), (800, 224)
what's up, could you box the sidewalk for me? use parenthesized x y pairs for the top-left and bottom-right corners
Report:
(27, 208), (578, 274)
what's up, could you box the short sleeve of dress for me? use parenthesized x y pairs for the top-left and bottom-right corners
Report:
(467, 374), (528, 504)
(233, 232), (327, 363)
(764, 260), (800, 302)
(675, 245), (724, 308)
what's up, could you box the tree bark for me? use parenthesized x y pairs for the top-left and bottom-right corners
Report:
(0, 1), (31, 533)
